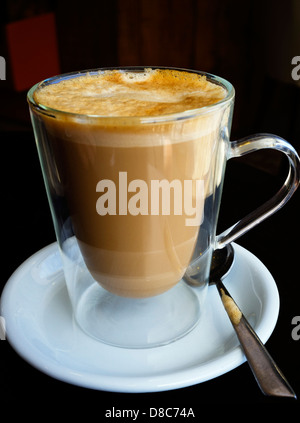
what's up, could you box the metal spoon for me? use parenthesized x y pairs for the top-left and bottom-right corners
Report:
(210, 244), (296, 398)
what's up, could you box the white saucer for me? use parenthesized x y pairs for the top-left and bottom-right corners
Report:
(1, 242), (279, 393)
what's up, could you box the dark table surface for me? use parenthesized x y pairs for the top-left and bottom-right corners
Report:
(1, 131), (299, 409)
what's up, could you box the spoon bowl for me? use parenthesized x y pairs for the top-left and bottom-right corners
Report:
(209, 243), (234, 283)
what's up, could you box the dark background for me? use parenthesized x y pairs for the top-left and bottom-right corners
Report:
(1, 0), (299, 410)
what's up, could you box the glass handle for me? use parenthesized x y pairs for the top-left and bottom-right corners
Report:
(216, 134), (300, 249)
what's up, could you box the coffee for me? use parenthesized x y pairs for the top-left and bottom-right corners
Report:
(33, 69), (226, 298)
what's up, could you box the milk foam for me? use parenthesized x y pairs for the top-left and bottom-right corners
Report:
(34, 68), (226, 117)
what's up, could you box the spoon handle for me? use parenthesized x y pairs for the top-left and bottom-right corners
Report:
(216, 280), (296, 398)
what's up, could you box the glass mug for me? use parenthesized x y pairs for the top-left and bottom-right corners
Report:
(27, 67), (300, 348)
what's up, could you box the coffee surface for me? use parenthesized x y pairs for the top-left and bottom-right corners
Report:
(34, 68), (226, 117)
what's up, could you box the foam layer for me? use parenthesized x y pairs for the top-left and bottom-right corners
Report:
(34, 68), (226, 117)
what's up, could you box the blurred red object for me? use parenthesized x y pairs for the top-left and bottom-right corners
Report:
(5, 12), (60, 92)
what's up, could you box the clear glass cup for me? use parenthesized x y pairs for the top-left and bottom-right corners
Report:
(27, 67), (300, 348)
